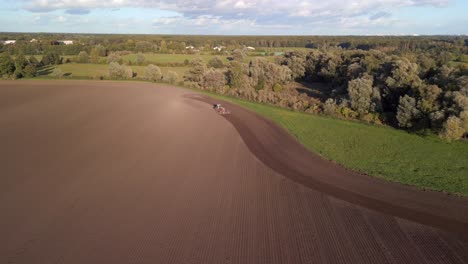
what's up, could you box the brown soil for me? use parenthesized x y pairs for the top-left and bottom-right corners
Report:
(1, 80), (467, 264)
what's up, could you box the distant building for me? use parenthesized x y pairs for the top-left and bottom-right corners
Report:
(185, 45), (195, 49)
(30, 39), (38, 43)
(246, 46), (255, 50)
(213, 46), (225, 51)
(3, 40), (16, 45)
(58, 40), (74, 45)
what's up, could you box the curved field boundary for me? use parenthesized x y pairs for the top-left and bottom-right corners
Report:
(185, 93), (468, 238)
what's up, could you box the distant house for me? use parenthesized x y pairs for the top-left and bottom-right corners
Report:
(185, 45), (195, 49)
(3, 40), (16, 45)
(30, 39), (38, 43)
(213, 46), (225, 52)
(58, 40), (74, 45)
(246, 46), (255, 50)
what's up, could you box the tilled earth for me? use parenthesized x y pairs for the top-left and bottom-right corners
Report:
(1, 80), (467, 264)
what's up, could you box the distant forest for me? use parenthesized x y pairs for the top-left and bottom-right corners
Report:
(1, 33), (467, 54)
(1, 33), (467, 140)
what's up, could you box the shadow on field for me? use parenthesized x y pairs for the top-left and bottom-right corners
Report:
(37, 66), (54, 76)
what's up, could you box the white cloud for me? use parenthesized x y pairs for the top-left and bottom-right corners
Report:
(19, 0), (450, 15)
(17, 0), (452, 34)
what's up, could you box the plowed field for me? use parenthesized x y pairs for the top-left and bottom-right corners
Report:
(1, 80), (467, 264)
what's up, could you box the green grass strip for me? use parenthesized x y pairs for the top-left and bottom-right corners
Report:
(204, 91), (468, 196)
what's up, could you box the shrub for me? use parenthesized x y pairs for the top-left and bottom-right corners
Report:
(164, 71), (179, 84)
(440, 116), (464, 141)
(77, 51), (89, 63)
(323, 98), (338, 116)
(208, 56), (224, 68)
(203, 69), (226, 91)
(108, 62), (133, 79)
(23, 65), (37, 78)
(144, 64), (162, 82)
(107, 53), (122, 64)
(41, 51), (62, 65)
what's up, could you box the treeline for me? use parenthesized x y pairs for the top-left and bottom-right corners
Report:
(0, 51), (62, 79)
(184, 48), (468, 140)
(1, 33), (467, 57)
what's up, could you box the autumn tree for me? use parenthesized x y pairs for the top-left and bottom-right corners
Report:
(144, 64), (162, 82)
(207, 56), (224, 69)
(164, 71), (179, 84)
(108, 62), (133, 79)
(440, 116), (464, 141)
(396, 95), (421, 128)
(348, 74), (375, 116)
(203, 69), (226, 91)
(281, 51), (306, 80)
(185, 58), (206, 87)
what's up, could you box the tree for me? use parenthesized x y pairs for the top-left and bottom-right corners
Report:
(417, 84), (442, 114)
(282, 51), (306, 80)
(13, 53), (28, 78)
(460, 110), (468, 133)
(437, 51), (452, 66)
(15, 53), (28, 71)
(28, 56), (40, 67)
(23, 64), (37, 78)
(439, 116), (464, 141)
(416, 53), (436, 75)
(135, 41), (153, 53)
(107, 53), (122, 64)
(144, 64), (162, 82)
(226, 61), (247, 89)
(323, 98), (338, 116)
(41, 51), (61, 65)
(77, 51), (89, 63)
(90, 48), (101, 64)
(108, 62), (133, 79)
(347, 62), (364, 80)
(348, 74), (374, 116)
(207, 56), (224, 69)
(377, 57), (422, 113)
(203, 69), (226, 91)
(0, 54), (15, 77)
(159, 40), (167, 53)
(185, 58), (206, 85)
(232, 49), (246, 62)
(396, 95), (421, 128)
(164, 71), (179, 84)
(136, 53), (146, 65)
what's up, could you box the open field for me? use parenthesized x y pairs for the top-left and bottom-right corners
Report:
(0, 80), (467, 263)
(38, 63), (189, 79)
(204, 94), (468, 195)
(121, 53), (228, 64)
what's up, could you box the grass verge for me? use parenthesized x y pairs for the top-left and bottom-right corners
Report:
(203, 92), (468, 195)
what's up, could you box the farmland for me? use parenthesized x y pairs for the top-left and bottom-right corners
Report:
(0, 80), (467, 263)
(37, 63), (189, 79)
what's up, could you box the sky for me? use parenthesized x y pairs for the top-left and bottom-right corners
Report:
(0, 0), (467, 35)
